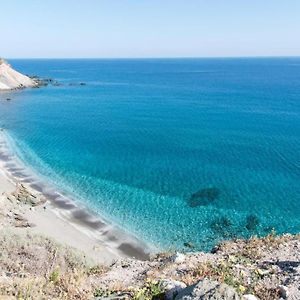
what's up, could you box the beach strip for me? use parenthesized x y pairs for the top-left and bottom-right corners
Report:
(0, 130), (150, 265)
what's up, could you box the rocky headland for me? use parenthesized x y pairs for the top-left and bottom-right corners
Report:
(0, 59), (38, 91)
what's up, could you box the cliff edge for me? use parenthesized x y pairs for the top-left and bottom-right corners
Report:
(0, 58), (37, 90)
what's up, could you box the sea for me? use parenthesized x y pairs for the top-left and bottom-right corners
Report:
(0, 58), (299, 252)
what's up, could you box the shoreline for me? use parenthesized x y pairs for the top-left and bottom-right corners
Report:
(0, 129), (151, 264)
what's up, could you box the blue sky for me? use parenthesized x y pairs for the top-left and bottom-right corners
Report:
(2, 0), (300, 58)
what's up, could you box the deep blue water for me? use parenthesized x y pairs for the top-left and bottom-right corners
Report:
(0, 58), (300, 251)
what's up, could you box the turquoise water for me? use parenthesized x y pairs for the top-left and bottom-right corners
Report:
(0, 58), (300, 251)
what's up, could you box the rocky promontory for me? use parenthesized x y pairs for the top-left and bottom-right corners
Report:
(0, 58), (38, 90)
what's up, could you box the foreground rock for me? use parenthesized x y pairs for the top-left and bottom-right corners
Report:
(0, 59), (38, 90)
(175, 279), (240, 300)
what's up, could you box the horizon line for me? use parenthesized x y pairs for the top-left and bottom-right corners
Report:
(6, 55), (300, 60)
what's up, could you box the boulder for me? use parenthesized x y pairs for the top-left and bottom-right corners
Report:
(278, 285), (289, 299)
(160, 279), (187, 299)
(175, 279), (240, 300)
(171, 252), (186, 264)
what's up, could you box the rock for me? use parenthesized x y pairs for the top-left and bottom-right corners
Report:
(188, 187), (220, 207)
(13, 213), (27, 221)
(93, 295), (128, 300)
(14, 221), (34, 228)
(171, 252), (186, 264)
(175, 279), (240, 300)
(278, 285), (289, 299)
(69, 82), (87, 86)
(184, 242), (194, 249)
(160, 279), (187, 299)
(0, 60), (38, 90)
(245, 215), (259, 231)
(242, 295), (258, 300)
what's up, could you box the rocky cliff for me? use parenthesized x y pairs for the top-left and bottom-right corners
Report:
(0, 58), (37, 90)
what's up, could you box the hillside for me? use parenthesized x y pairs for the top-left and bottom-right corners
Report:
(0, 59), (37, 90)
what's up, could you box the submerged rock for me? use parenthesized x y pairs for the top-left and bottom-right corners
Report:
(210, 216), (232, 232)
(68, 82), (87, 86)
(188, 187), (220, 207)
(184, 242), (195, 249)
(210, 216), (235, 239)
(245, 215), (259, 231)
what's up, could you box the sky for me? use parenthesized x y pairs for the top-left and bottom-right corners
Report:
(1, 0), (300, 58)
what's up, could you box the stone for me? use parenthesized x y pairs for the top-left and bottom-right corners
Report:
(278, 285), (289, 299)
(242, 295), (259, 300)
(188, 187), (220, 207)
(160, 279), (187, 300)
(175, 279), (240, 300)
(13, 213), (27, 221)
(171, 252), (186, 264)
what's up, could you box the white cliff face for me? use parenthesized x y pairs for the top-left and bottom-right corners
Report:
(0, 59), (37, 90)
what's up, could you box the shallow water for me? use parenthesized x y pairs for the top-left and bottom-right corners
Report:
(0, 58), (300, 251)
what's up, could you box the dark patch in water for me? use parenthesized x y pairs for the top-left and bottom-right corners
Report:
(188, 187), (220, 207)
(245, 214), (260, 231)
(183, 242), (195, 249)
(210, 216), (232, 233)
(209, 216), (240, 240)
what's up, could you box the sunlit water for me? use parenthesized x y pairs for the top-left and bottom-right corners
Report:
(0, 58), (300, 251)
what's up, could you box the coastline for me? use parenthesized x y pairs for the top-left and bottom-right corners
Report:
(1, 59), (300, 299)
(0, 129), (150, 264)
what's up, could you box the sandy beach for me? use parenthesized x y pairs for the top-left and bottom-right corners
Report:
(0, 130), (149, 265)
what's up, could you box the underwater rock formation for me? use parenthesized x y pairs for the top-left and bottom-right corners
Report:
(245, 215), (260, 231)
(188, 187), (220, 207)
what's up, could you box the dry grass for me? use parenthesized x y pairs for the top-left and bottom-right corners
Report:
(215, 232), (299, 261)
(0, 231), (107, 300)
(0, 230), (298, 299)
